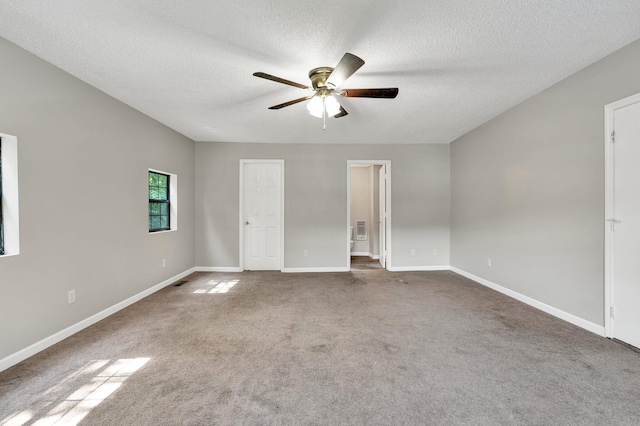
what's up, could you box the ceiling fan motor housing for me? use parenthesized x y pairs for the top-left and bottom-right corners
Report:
(309, 67), (334, 89)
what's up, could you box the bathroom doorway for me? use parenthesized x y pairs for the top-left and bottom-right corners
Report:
(347, 160), (391, 270)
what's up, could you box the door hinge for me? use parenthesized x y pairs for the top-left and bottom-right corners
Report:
(611, 131), (615, 143)
(607, 218), (621, 231)
(610, 306), (615, 319)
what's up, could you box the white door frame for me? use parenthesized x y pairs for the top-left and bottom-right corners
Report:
(604, 92), (640, 338)
(378, 164), (387, 268)
(239, 159), (285, 271)
(347, 160), (391, 269)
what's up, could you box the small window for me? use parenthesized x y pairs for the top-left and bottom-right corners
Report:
(148, 171), (170, 232)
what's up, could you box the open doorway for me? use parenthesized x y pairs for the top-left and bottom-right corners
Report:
(347, 161), (391, 271)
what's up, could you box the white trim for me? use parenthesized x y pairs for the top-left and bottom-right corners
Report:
(0, 267), (197, 373)
(603, 92), (640, 338)
(195, 266), (243, 272)
(369, 165), (376, 259)
(388, 265), (450, 272)
(239, 159), (285, 272)
(282, 267), (350, 273)
(605, 101), (614, 338)
(347, 160), (391, 271)
(450, 266), (605, 337)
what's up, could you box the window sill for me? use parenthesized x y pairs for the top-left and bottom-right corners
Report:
(148, 229), (177, 235)
(0, 252), (20, 258)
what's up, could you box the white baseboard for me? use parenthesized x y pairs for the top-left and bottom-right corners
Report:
(282, 267), (351, 273)
(449, 266), (605, 337)
(195, 266), (243, 272)
(196, 266), (351, 273)
(0, 268), (197, 373)
(388, 265), (450, 272)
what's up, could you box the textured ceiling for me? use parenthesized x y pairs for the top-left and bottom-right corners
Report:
(1, 1), (640, 144)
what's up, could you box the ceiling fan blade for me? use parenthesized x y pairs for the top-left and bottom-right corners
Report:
(340, 88), (399, 98)
(333, 106), (348, 118)
(326, 53), (365, 88)
(268, 96), (313, 110)
(253, 72), (310, 90)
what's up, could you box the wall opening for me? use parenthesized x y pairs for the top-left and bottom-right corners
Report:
(347, 161), (390, 270)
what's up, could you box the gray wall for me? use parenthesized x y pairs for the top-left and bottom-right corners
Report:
(0, 38), (195, 360)
(195, 143), (450, 269)
(450, 39), (640, 326)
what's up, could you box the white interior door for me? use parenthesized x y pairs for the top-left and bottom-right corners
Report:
(379, 165), (387, 268)
(611, 99), (640, 348)
(243, 162), (282, 271)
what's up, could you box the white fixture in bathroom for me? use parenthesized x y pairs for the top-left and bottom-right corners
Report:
(355, 220), (367, 241)
(350, 226), (354, 251)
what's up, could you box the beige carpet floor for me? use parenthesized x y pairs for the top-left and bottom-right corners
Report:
(1, 270), (640, 425)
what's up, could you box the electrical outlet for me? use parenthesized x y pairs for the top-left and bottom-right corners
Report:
(410, 249), (416, 257)
(303, 250), (309, 257)
(433, 249), (438, 256)
(487, 258), (492, 267)
(68, 290), (76, 304)
(162, 259), (167, 268)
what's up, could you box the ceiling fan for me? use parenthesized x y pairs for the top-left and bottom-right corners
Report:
(253, 53), (398, 128)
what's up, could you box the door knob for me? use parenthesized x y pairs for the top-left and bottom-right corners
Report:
(245, 221), (250, 225)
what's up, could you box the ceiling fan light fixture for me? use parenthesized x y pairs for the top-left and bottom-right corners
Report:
(324, 95), (341, 117)
(307, 95), (341, 118)
(307, 96), (324, 118)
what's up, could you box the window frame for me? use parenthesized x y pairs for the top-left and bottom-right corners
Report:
(148, 170), (171, 233)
